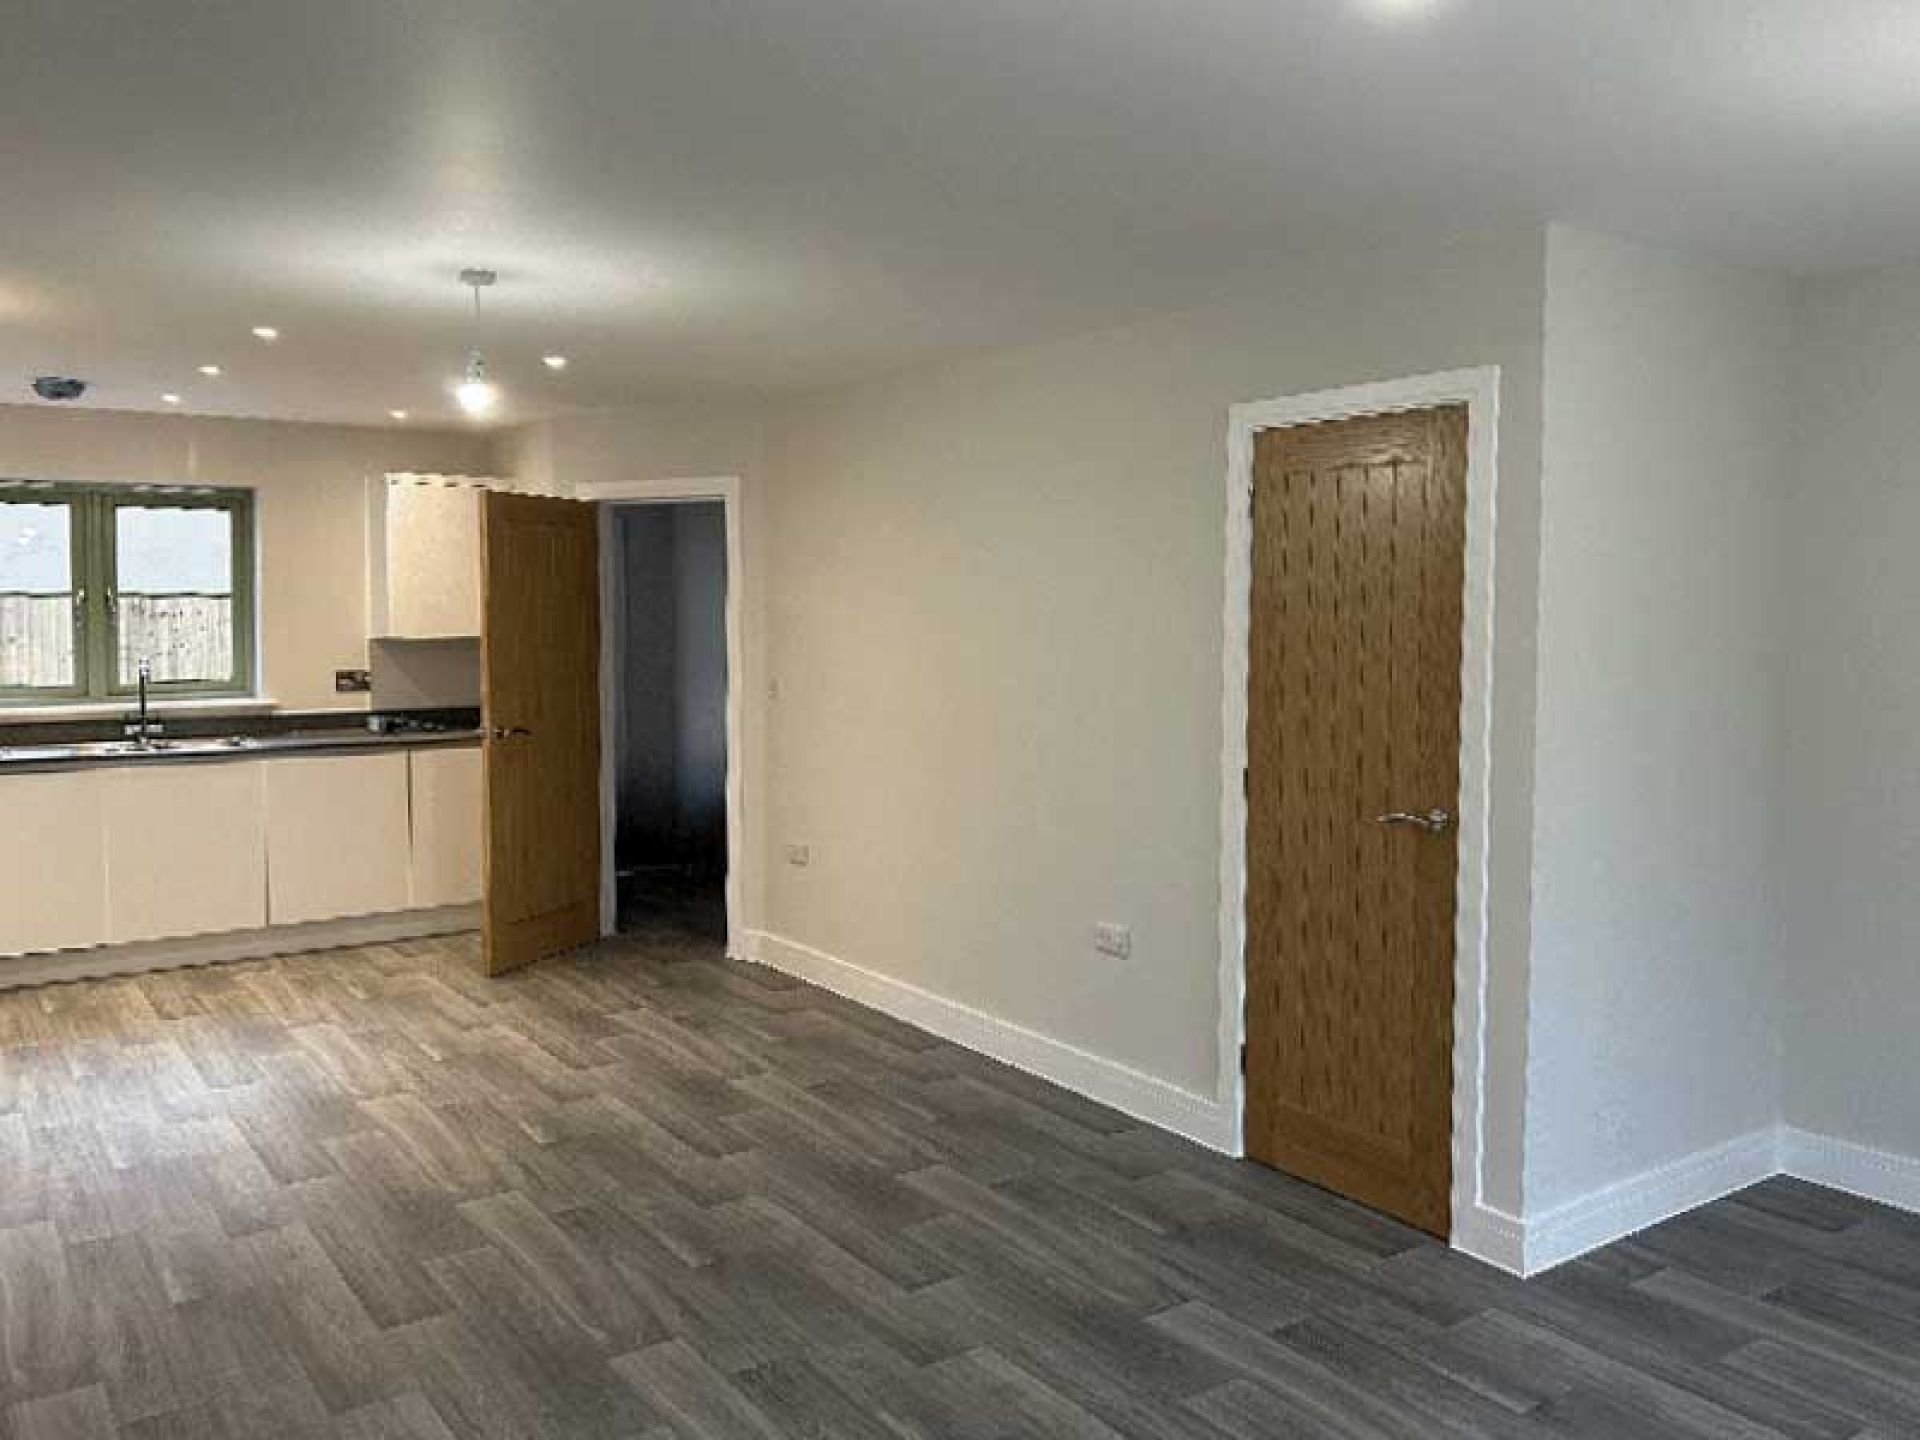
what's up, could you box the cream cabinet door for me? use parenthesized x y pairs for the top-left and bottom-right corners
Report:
(105, 761), (267, 945)
(409, 746), (482, 908)
(383, 479), (482, 638)
(0, 771), (107, 957)
(265, 752), (412, 925)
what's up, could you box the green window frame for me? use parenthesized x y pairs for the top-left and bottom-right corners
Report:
(0, 481), (257, 705)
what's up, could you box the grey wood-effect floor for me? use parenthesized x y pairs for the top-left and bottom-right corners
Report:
(2, 922), (1918, 1439)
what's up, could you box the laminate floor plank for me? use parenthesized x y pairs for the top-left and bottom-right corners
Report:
(3, 924), (1919, 1437)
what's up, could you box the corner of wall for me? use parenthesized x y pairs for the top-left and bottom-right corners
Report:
(1520, 224), (1803, 1250)
(485, 419), (559, 495)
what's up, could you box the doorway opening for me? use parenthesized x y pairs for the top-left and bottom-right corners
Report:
(601, 494), (734, 951)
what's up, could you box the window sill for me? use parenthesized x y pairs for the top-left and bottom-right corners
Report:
(0, 697), (281, 725)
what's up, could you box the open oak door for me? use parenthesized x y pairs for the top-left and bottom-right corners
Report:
(481, 491), (601, 975)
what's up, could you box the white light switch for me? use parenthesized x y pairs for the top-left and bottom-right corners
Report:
(1093, 922), (1131, 958)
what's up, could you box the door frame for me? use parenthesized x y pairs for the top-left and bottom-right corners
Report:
(1217, 366), (1500, 1246)
(581, 476), (745, 960)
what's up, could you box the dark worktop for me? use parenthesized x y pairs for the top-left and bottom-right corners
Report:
(0, 708), (482, 774)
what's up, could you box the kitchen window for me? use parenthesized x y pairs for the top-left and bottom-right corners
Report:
(0, 482), (256, 703)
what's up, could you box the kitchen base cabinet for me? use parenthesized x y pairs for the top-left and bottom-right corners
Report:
(106, 761), (267, 944)
(410, 747), (482, 908)
(0, 771), (107, 957)
(3, 739), (479, 970)
(265, 752), (412, 925)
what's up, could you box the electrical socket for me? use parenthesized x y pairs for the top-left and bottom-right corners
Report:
(1093, 922), (1131, 959)
(785, 844), (811, 867)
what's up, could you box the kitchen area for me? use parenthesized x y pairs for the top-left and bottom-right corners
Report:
(0, 470), (502, 983)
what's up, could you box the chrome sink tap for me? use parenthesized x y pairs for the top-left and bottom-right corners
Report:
(125, 657), (160, 747)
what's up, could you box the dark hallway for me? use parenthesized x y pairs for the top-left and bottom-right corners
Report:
(610, 501), (728, 946)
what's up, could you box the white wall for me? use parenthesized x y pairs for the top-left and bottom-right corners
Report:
(494, 402), (772, 498)
(1782, 259), (1920, 1163)
(757, 231), (1548, 1213)
(1525, 228), (1795, 1215)
(0, 405), (489, 711)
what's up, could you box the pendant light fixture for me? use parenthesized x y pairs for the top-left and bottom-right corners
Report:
(453, 268), (500, 418)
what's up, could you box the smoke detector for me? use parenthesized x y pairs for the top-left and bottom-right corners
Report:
(30, 376), (87, 402)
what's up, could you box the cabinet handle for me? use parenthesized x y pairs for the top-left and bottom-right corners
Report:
(488, 725), (533, 741)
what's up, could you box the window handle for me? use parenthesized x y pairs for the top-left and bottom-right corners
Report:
(105, 588), (118, 619)
(73, 585), (86, 617)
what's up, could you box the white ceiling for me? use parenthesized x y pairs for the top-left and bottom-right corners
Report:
(5, 1), (1920, 427)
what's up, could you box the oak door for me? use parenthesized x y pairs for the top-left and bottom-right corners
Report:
(481, 491), (602, 975)
(1243, 405), (1467, 1236)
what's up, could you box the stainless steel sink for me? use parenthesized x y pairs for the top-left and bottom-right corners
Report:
(0, 735), (258, 764)
(0, 728), (466, 769)
(107, 735), (259, 756)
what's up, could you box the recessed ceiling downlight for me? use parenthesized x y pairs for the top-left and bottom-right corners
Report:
(542, 354), (568, 371)
(160, 393), (181, 405)
(197, 364), (222, 377)
(251, 326), (279, 342)
(389, 409), (409, 421)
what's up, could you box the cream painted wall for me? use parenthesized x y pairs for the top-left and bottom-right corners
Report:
(1526, 228), (1795, 1215)
(489, 420), (559, 497)
(0, 405), (488, 711)
(490, 401), (772, 498)
(1782, 259), (1920, 1163)
(757, 231), (1547, 1214)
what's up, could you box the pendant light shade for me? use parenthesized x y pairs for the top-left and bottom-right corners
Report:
(454, 349), (498, 416)
(452, 269), (500, 418)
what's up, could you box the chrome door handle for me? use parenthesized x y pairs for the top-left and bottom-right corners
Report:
(488, 725), (533, 740)
(1374, 808), (1455, 834)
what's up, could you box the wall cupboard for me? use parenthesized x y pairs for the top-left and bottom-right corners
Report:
(368, 475), (493, 639)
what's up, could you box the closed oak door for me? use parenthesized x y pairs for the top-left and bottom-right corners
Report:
(1243, 405), (1467, 1236)
(481, 490), (602, 975)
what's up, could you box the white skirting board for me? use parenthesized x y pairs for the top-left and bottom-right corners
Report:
(1495, 1126), (1920, 1275)
(1451, 1205), (1529, 1277)
(1780, 1127), (1920, 1217)
(745, 929), (1236, 1152)
(0, 905), (480, 991)
(1516, 1128), (1782, 1275)
(744, 930), (1920, 1276)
